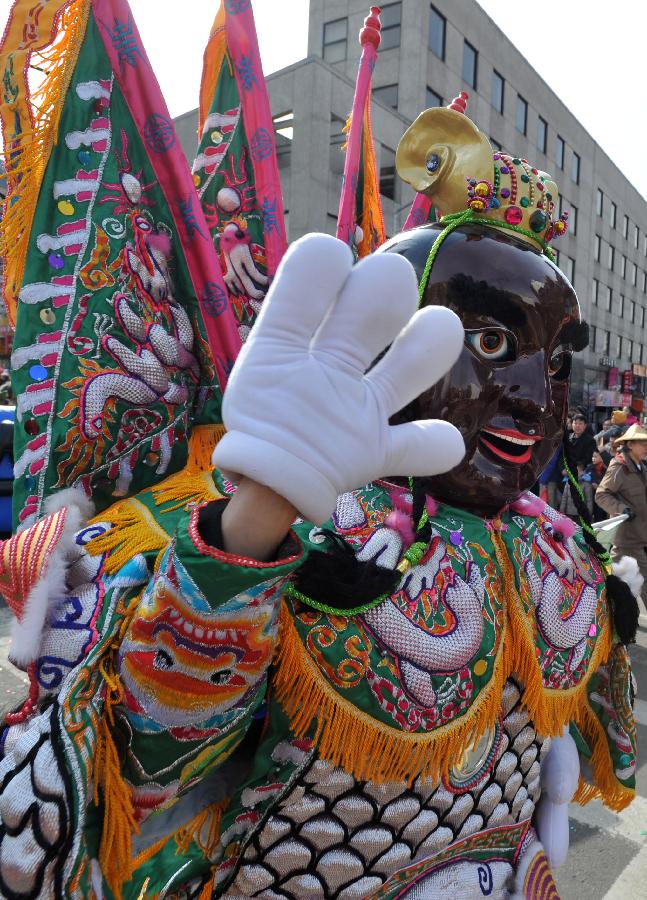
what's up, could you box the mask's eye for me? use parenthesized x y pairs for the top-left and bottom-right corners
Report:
(549, 346), (572, 381)
(465, 329), (515, 363)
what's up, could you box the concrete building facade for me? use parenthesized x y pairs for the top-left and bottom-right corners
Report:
(175, 0), (647, 416)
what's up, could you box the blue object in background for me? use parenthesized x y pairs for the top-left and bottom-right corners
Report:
(0, 406), (15, 537)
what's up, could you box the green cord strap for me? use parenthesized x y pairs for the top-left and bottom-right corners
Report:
(417, 210), (556, 306)
(562, 455), (612, 569)
(284, 581), (390, 617)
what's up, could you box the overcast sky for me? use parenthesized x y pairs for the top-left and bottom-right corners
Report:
(1, 0), (645, 203)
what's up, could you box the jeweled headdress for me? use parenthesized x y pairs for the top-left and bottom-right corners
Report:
(396, 93), (568, 255)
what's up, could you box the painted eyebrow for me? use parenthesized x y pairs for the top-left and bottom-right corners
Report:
(445, 274), (527, 328)
(557, 319), (589, 351)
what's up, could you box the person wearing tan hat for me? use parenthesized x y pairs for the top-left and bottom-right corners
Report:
(596, 422), (647, 610)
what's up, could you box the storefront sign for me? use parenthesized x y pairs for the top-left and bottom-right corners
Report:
(607, 366), (620, 389)
(594, 390), (621, 407)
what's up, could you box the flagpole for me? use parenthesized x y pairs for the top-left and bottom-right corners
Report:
(336, 6), (382, 249)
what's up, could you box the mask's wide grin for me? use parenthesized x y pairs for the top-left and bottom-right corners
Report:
(479, 426), (542, 465)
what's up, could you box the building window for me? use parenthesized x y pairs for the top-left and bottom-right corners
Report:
(616, 293), (624, 317)
(563, 255), (575, 284)
(429, 5), (446, 59)
(608, 244), (615, 271)
(323, 18), (348, 63)
(569, 203), (578, 236)
(628, 299), (635, 323)
(462, 40), (478, 88)
(380, 145), (396, 200)
(627, 339), (633, 361)
(641, 307), (646, 329)
(426, 86), (443, 108)
(606, 286), (613, 312)
(615, 334), (622, 357)
(609, 200), (617, 229)
(635, 224), (640, 249)
(491, 70), (504, 114)
(592, 278), (599, 305)
(516, 95), (527, 135)
(594, 234), (601, 262)
(632, 262), (638, 286)
(553, 249), (560, 268)
(590, 325), (597, 351)
(596, 188), (603, 217)
(490, 136), (502, 151)
(602, 330), (610, 354)
(571, 151), (580, 185)
(621, 254), (627, 278)
(643, 270), (647, 293)
(555, 135), (565, 169)
(623, 215), (629, 238)
(643, 234), (647, 256)
(537, 115), (547, 153)
(373, 83), (399, 109)
(380, 3), (401, 51)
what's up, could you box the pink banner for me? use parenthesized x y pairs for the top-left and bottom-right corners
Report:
(225, 2), (287, 277)
(93, 0), (241, 387)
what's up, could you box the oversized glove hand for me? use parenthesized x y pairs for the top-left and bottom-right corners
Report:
(214, 234), (465, 524)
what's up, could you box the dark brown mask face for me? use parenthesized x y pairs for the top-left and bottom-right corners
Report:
(382, 223), (583, 517)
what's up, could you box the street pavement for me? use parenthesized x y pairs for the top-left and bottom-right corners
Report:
(0, 606), (646, 897)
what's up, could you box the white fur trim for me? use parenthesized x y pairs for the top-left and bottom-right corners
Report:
(612, 555), (644, 600)
(44, 486), (95, 521)
(8, 500), (91, 667)
(9, 549), (67, 667)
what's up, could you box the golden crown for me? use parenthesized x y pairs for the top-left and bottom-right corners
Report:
(396, 93), (568, 251)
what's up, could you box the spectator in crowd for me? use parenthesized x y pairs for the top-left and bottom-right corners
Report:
(567, 412), (596, 470)
(588, 449), (608, 521)
(596, 423), (647, 612)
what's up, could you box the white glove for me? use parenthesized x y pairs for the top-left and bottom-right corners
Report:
(214, 233), (465, 525)
(535, 730), (580, 869)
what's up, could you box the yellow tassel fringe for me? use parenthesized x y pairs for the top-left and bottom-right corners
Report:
(572, 699), (635, 812)
(274, 532), (616, 790)
(490, 530), (613, 738)
(274, 603), (509, 787)
(151, 424), (225, 510)
(87, 498), (170, 575)
(0, 0), (91, 324)
(93, 600), (142, 900)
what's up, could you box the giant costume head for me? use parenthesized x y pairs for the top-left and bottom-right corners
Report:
(382, 103), (588, 516)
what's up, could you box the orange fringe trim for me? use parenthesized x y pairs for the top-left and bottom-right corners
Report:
(274, 601), (509, 787)
(572, 699), (635, 812)
(93, 599), (142, 900)
(274, 532), (616, 788)
(490, 530), (613, 738)
(0, 0), (91, 325)
(357, 97), (385, 258)
(198, 2), (227, 136)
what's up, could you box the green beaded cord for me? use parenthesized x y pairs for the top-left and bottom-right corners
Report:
(418, 209), (556, 305)
(283, 582), (391, 617)
(562, 455), (613, 571)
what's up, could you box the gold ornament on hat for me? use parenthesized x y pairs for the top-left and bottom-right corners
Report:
(396, 92), (568, 252)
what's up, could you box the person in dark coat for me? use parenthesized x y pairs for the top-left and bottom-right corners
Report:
(567, 413), (596, 470)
